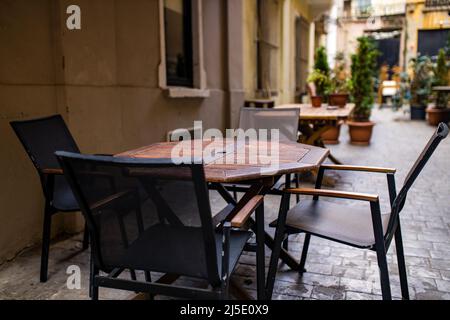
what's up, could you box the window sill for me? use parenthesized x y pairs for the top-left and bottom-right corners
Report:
(164, 87), (210, 99)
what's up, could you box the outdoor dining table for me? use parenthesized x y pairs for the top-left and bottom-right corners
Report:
(117, 138), (329, 300)
(276, 103), (355, 165)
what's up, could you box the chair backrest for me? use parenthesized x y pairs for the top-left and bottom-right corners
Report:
(56, 152), (221, 285)
(238, 107), (300, 142)
(10, 115), (80, 173)
(386, 123), (449, 241)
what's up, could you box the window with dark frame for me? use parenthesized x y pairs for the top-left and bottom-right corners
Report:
(164, 0), (194, 87)
(256, 0), (280, 97)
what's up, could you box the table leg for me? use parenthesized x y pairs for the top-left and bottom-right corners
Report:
(214, 180), (301, 300)
(299, 123), (343, 165)
(265, 192), (290, 300)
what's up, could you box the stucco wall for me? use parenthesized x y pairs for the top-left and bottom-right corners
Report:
(243, 0), (313, 104)
(0, 0), (233, 263)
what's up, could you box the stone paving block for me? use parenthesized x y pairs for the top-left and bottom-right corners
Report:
(345, 291), (382, 300)
(332, 266), (365, 280)
(403, 247), (431, 259)
(415, 291), (450, 300)
(339, 277), (373, 295)
(408, 266), (442, 280)
(430, 258), (450, 271)
(302, 262), (333, 276)
(430, 250), (450, 260)
(435, 280), (450, 293)
(300, 273), (340, 287)
(311, 286), (345, 300)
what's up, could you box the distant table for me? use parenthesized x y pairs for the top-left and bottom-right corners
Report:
(433, 86), (450, 93)
(118, 139), (329, 300)
(276, 103), (355, 164)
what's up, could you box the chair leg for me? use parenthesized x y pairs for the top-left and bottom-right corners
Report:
(40, 205), (52, 283)
(91, 281), (99, 301)
(130, 269), (137, 281)
(298, 234), (311, 276)
(89, 252), (99, 300)
(82, 221), (89, 250)
(144, 271), (155, 300)
(394, 221), (410, 300)
(375, 246), (392, 300)
(371, 202), (392, 300)
(295, 174), (300, 203)
(255, 204), (266, 300)
(282, 235), (289, 251)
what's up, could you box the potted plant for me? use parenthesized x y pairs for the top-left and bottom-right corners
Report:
(329, 52), (350, 108)
(392, 72), (411, 111)
(347, 36), (379, 145)
(307, 46), (331, 107)
(307, 70), (330, 107)
(427, 49), (450, 126)
(321, 53), (349, 144)
(410, 55), (433, 120)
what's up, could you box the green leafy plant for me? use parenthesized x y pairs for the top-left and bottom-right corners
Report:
(329, 52), (350, 94)
(314, 46), (330, 76)
(392, 72), (411, 111)
(410, 55), (433, 108)
(432, 49), (449, 109)
(307, 69), (330, 97)
(308, 46), (331, 97)
(349, 36), (379, 122)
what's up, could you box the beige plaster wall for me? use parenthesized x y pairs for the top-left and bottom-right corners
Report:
(0, 0), (234, 263)
(243, 0), (313, 104)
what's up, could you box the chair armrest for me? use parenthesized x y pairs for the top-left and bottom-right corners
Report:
(42, 168), (64, 175)
(320, 165), (396, 174)
(284, 188), (379, 202)
(230, 195), (264, 228)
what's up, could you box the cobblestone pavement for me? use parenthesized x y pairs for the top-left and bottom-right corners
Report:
(0, 108), (449, 300)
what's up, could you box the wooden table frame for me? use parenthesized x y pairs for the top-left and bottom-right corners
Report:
(277, 104), (355, 165)
(117, 139), (329, 300)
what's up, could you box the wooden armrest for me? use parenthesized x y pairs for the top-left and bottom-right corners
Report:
(42, 168), (63, 175)
(284, 188), (379, 202)
(230, 195), (264, 228)
(321, 164), (396, 174)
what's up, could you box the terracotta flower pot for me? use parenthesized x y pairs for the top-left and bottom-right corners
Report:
(426, 108), (450, 126)
(321, 122), (342, 145)
(329, 94), (349, 108)
(311, 96), (323, 108)
(348, 121), (375, 146)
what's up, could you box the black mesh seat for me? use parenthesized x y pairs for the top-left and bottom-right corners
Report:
(123, 225), (250, 278)
(10, 115), (89, 282)
(57, 152), (259, 300)
(52, 176), (79, 211)
(273, 200), (390, 248)
(270, 123), (449, 300)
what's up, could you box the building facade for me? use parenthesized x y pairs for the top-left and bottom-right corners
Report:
(335, 0), (450, 75)
(0, 0), (332, 264)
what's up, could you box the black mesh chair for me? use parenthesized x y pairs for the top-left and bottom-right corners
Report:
(10, 115), (89, 282)
(56, 152), (259, 300)
(270, 123), (449, 300)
